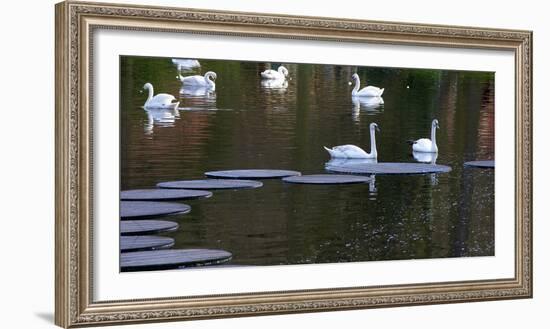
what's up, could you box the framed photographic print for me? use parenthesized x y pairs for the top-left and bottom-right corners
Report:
(55, 1), (532, 327)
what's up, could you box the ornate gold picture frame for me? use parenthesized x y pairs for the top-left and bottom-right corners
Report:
(55, 1), (532, 327)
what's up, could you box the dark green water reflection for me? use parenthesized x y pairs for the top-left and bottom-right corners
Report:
(120, 56), (494, 266)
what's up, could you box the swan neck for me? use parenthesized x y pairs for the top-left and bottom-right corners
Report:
(370, 127), (377, 156)
(204, 73), (215, 87)
(431, 125), (437, 150)
(207, 75), (215, 89)
(145, 85), (153, 105)
(353, 77), (360, 94)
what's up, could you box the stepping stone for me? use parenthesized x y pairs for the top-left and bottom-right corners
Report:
(121, 189), (212, 201)
(120, 236), (175, 252)
(120, 220), (179, 236)
(326, 162), (452, 175)
(282, 174), (371, 185)
(205, 169), (301, 179)
(120, 201), (190, 219)
(120, 249), (233, 272)
(157, 179), (263, 190)
(464, 160), (495, 168)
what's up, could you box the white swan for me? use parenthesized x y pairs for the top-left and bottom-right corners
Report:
(171, 58), (200, 70)
(178, 71), (217, 90)
(350, 73), (384, 97)
(142, 83), (179, 110)
(324, 122), (380, 159)
(261, 66), (289, 80)
(408, 119), (440, 153)
(412, 151), (438, 164)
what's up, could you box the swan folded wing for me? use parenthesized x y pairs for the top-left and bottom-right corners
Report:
(261, 70), (280, 79)
(357, 86), (384, 97)
(181, 75), (206, 86)
(411, 138), (434, 152)
(148, 93), (177, 108)
(340, 145), (370, 158)
(325, 145), (369, 158)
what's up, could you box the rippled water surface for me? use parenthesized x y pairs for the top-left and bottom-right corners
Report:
(120, 56), (495, 266)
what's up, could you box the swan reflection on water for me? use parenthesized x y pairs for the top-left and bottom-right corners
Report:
(179, 86), (217, 110)
(260, 79), (288, 90)
(324, 158), (378, 194)
(368, 174), (377, 195)
(412, 151), (438, 164)
(260, 78), (292, 112)
(143, 107), (180, 134)
(411, 152), (439, 186)
(428, 173), (438, 186)
(180, 85), (216, 97)
(351, 96), (384, 121)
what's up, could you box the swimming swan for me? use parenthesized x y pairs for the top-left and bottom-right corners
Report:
(171, 58), (200, 70)
(408, 119), (440, 153)
(350, 73), (384, 97)
(142, 83), (179, 110)
(178, 71), (217, 90)
(261, 66), (289, 80)
(324, 123), (380, 159)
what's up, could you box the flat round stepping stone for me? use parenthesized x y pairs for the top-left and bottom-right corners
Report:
(157, 179), (263, 190)
(121, 220), (179, 236)
(120, 249), (233, 272)
(205, 169), (301, 179)
(464, 160), (495, 168)
(121, 189), (212, 201)
(120, 201), (190, 219)
(283, 174), (371, 185)
(120, 236), (175, 252)
(326, 162), (452, 175)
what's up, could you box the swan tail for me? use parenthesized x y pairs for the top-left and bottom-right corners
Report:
(406, 139), (417, 145)
(324, 146), (336, 157)
(379, 88), (384, 96)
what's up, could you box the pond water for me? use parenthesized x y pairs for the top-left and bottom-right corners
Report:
(120, 56), (495, 266)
